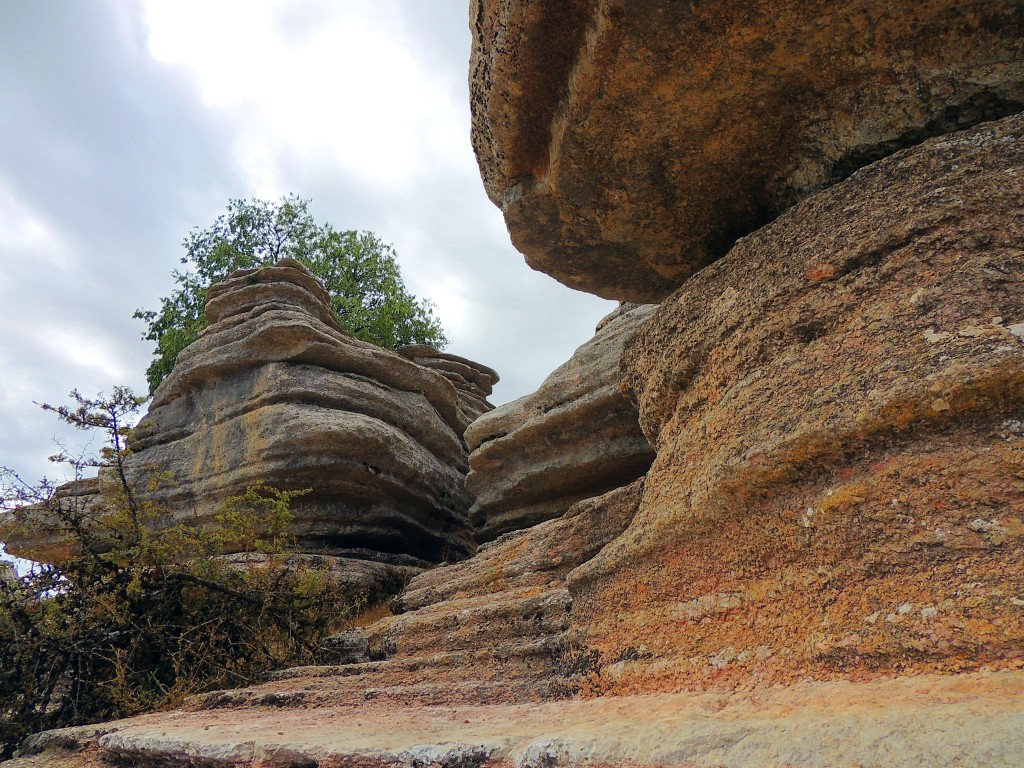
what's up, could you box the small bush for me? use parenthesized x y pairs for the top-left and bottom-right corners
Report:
(0, 389), (356, 758)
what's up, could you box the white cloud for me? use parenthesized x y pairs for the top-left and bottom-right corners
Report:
(139, 0), (466, 190)
(0, 181), (73, 270)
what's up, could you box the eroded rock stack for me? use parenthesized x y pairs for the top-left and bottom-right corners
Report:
(133, 259), (477, 570)
(4, 259), (490, 599)
(397, 344), (499, 433)
(465, 303), (656, 542)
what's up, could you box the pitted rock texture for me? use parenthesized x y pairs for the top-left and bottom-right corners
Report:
(567, 115), (1024, 695)
(465, 303), (656, 542)
(470, 0), (1024, 301)
(3, 260), (475, 569)
(398, 344), (499, 433)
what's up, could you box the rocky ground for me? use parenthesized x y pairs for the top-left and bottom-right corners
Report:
(7, 671), (1023, 767)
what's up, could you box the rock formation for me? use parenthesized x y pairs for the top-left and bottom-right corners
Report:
(569, 114), (1024, 693)
(471, 0), (1024, 301)
(131, 259), (478, 570)
(3, 259), (493, 598)
(8, 4), (1024, 767)
(397, 344), (499, 433)
(465, 303), (655, 541)
(182, 481), (644, 712)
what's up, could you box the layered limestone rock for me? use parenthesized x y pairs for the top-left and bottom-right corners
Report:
(465, 303), (656, 542)
(397, 344), (499, 433)
(0, 477), (103, 564)
(133, 259), (476, 567)
(3, 260), (481, 593)
(470, 0), (1024, 301)
(567, 115), (1024, 694)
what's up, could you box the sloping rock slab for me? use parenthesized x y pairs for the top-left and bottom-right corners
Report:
(465, 304), (655, 542)
(569, 114), (1024, 693)
(471, 0), (1024, 301)
(196, 483), (644, 711)
(10, 671), (1024, 768)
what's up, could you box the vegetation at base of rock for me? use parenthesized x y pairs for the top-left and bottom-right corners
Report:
(0, 389), (358, 759)
(135, 195), (448, 393)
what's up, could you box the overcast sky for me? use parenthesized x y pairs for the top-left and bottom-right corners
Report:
(0, 0), (615, 509)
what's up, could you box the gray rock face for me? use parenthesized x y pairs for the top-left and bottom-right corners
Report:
(128, 259), (477, 565)
(397, 345), (499, 434)
(465, 303), (656, 542)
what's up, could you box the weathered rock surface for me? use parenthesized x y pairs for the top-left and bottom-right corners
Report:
(136, 259), (477, 565)
(3, 260), (480, 573)
(568, 115), (1024, 694)
(174, 481), (642, 711)
(471, 0), (1024, 301)
(10, 670), (1024, 767)
(398, 344), (499, 433)
(0, 478), (103, 564)
(465, 303), (656, 542)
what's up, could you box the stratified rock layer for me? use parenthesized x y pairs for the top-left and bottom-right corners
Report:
(398, 344), (499, 433)
(471, 0), (1024, 301)
(131, 259), (475, 566)
(132, 481), (641, 716)
(568, 115), (1024, 694)
(465, 303), (655, 542)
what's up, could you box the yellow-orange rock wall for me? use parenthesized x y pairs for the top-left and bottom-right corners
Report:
(567, 115), (1024, 694)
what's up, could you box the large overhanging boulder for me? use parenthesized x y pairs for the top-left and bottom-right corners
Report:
(471, 0), (1024, 301)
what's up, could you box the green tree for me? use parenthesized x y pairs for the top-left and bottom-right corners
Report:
(135, 195), (448, 393)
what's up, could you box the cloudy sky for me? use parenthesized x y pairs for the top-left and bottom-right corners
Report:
(0, 1), (615, 502)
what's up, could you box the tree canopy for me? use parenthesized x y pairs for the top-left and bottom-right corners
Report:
(135, 196), (448, 393)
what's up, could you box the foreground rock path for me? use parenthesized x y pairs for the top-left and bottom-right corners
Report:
(9, 670), (1024, 767)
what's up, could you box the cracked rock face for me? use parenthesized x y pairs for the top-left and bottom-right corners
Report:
(471, 0), (1024, 301)
(567, 115), (1024, 693)
(465, 303), (656, 543)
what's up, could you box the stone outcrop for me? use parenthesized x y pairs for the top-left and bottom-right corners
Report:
(134, 259), (477, 567)
(397, 344), (499, 433)
(465, 303), (656, 542)
(567, 114), (1024, 694)
(470, 0), (1024, 301)
(172, 481), (643, 711)
(0, 477), (103, 564)
(3, 260), (490, 595)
